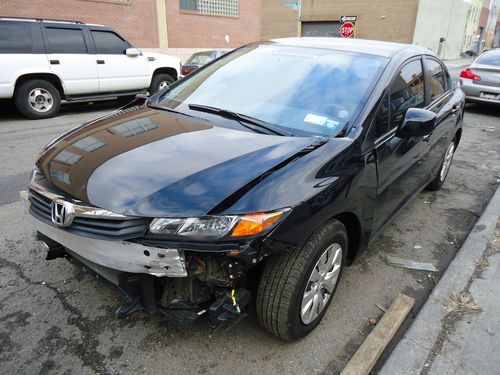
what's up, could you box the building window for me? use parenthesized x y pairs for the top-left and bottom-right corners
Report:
(73, 136), (106, 152)
(112, 117), (157, 138)
(53, 150), (82, 165)
(180, 0), (239, 17)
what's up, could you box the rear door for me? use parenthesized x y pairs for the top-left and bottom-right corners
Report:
(89, 28), (148, 93)
(42, 23), (99, 95)
(372, 58), (429, 232)
(421, 57), (457, 180)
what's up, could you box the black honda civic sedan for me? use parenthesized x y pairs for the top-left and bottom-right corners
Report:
(26, 38), (464, 341)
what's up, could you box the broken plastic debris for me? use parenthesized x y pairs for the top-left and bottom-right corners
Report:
(414, 245), (423, 249)
(386, 255), (438, 272)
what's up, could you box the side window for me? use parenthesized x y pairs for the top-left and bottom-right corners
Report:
(389, 59), (425, 130)
(0, 22), (32, 53)
(92, 31), (131, 54)
(45, 27), (87, 54)
(427, 59), (447, 100)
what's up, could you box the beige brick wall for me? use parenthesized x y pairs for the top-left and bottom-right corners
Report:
(1, 0), (160, 48)
(262, 0), (420, 43)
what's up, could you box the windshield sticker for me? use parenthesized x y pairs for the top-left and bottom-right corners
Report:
(325, 119), (341, 129)
(337, 110), (349, 119)
(304, 114), (327, 126)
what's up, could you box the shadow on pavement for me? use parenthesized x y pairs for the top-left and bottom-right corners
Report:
(464, 102), (500, 118)
(0, 99), (126, 121)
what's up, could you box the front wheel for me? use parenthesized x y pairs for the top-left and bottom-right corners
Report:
(149, 73), (175, 94)
(256, 219), (347, 341)
(427, 139), (456, 191)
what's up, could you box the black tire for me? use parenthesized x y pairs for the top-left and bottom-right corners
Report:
(427, 138), (456, 191)
(256, 219), (347, 341)
(14, 79), (61, 119)
(149, 73), (175, 94)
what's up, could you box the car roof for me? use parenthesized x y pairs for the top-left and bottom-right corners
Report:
(269, 37), (433, 58)
(0, 17), (103, 27)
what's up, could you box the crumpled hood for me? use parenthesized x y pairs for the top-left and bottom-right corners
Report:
(37, 107), (322, 217)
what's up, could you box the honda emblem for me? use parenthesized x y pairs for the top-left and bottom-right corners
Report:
(51, 199), (75, 227)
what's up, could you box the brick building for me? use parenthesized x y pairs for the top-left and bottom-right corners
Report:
(0, 0), (261, 60)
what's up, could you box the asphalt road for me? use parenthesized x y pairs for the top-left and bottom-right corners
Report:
(1, 87), (499, 373)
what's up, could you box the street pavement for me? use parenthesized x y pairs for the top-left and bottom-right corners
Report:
(382, 187), (500, 375)
(0, 83), (499, 373)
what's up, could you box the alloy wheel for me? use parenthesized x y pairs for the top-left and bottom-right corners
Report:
(300, 243), (343, 325)
(440, 142), (455, 182)
(28, 88), (54, 113)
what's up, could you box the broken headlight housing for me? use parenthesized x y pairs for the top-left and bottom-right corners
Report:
(149, 209), (290, 240)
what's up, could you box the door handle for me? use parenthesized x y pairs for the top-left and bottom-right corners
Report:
(97, 60), (105, 64)
(451, 105), (460, 114)
(50, 59), (60, 65)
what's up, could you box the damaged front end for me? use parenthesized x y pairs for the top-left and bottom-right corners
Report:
(37, 229), (258, 328)
(25, 180), (287, 330)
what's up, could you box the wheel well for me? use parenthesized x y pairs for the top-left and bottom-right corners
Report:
(153, 67), (178, 81)
(455, 128), (462, 146)
(15, 73), (65, 98)
(333, 212), (362, 263)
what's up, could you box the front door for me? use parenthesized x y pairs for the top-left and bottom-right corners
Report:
(372, 58), (429, 232)
(420, 58), (458, 181)
(43, 24), (99, 95)
(89, 29), (148, 93)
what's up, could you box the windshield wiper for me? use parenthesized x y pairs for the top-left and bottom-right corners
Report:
(188, 103), (293, 137)
(148, 104), (202, 120)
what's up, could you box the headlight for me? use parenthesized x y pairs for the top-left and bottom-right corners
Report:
(149, 209), (289, 239)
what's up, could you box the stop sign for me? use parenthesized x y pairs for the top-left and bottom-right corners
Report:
(340, 22), (355, 38)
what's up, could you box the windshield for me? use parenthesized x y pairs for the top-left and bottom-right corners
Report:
(477, 52), (500, 66)
(186, 52), (215, 65)
(158, 43), (388, 137)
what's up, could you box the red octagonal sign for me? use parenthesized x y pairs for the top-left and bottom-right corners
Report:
(340, 22), (355, 38)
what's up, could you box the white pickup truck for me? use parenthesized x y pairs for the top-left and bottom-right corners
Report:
(0, 17), (181, 119)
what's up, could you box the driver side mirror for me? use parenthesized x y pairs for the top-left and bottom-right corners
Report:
(396, 108), (437, 138)
(126, 48), (141, 57)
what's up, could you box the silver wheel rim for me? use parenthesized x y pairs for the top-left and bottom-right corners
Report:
(158, 80), (170, 90)
(300, 243), (342, 325)
(28, 88), (53, 113)
(440, 142), (455, 182)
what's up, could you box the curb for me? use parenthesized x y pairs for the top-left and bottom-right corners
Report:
(380, 184), (500, 374)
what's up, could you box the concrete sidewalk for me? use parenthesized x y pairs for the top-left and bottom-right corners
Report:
(443, 57), (474, 68)
(381, 185), (500, 375)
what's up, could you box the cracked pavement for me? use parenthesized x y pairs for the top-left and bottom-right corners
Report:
(0, 97), (499, 374)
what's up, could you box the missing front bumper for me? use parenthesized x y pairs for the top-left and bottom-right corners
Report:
(32, 216), (187, 278)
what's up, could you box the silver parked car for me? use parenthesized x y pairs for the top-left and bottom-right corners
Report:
(460, 49), (500, 104)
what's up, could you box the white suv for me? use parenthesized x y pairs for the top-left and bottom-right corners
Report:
(0, 17), (181, 119)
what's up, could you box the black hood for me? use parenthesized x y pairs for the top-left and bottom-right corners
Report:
(37, 107), (324, 217)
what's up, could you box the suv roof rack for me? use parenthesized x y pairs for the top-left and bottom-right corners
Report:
(0, 16), (84, 24)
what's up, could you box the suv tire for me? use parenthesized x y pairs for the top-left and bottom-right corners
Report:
(149, 73), (175, 94)
(256, 219), (347, 341)
(15, 79), (61, 119)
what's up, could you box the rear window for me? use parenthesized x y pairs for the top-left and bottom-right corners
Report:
(477, 52), (500, 66)
(0, 22), (32, 53)
(45, 27), (87, 54)
(186, 52), (215, 65)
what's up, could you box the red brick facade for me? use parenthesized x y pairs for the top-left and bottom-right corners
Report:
(165, 0), (261, 48)
(1, 0), (160, 48)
